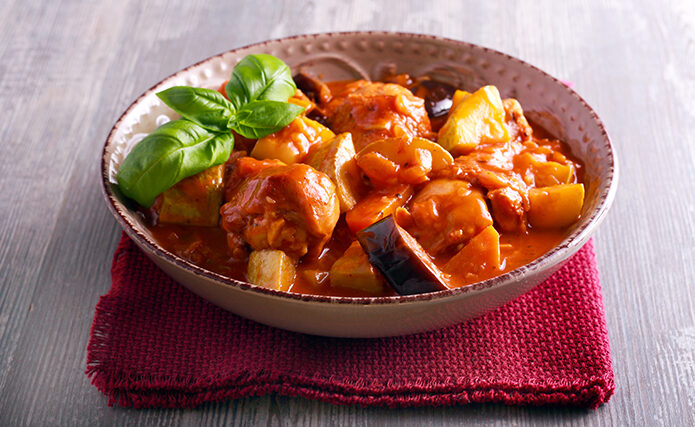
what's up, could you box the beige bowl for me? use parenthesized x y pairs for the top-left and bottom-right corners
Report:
(101, 32), (618, 338)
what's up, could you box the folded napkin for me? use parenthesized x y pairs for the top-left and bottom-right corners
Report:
(86, 232), (614, 409)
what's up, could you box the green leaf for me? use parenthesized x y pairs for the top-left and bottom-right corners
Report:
(225, 54), (297, 110)
(156, 86), (235, 132)
(229, 100), (304, 139)
(116, 119), (234, 207)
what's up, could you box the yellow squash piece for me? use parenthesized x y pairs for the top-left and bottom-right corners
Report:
(516, 153), (574, 187)
(329, 241), (386, 294)
(251, 116), (335, 164)
(247, 250), (296, 291)
(158, 165), (224, 226)
(437, 85), (510, 155)
(528, 184), (585, 228)
(444, 225), (501, 281)
(304, 133), (363, 212)
(449, 90), (471, 113)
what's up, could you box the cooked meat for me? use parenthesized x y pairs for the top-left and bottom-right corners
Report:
(407, 179), (493, 255)
(324, 82), (433, 151)
(488, 187), (527, 232)
(220, 158), (340, 259)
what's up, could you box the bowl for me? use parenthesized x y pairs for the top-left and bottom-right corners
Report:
(101, 32), (618, 338)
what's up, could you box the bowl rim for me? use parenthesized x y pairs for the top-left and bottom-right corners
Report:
(100, 30), (618, 306)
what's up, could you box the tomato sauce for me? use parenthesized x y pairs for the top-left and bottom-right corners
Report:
(146, 75), (585, 297)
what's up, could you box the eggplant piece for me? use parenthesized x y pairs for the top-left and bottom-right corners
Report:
(414, 79), (457, 118)
(356, 216), (449, 295)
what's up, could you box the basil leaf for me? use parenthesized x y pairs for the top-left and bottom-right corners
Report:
(225, 54), (297, 110)
(228, 100), (304, 139)
(116, 119), (234, 207)
(156, 86), (235, 132)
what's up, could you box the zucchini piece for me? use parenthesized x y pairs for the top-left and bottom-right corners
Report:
(304, 133), (364, 212)
(329, 241), (386, 294)
(356, 216), (449, 295)
(158, 164), (224, 226)
(247, 250), (296, 291)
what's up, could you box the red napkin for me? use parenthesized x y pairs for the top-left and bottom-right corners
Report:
(86, 232), (614, 409)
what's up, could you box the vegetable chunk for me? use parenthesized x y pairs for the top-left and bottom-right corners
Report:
(251, 116), (335, 164)
(158, 165), (224, 226)
(528, 184), (585, 228)
(345, 185), (413, 233)
(329, 241), (386, 294)
(304, 133), (364, 212)
(248, 250), (296, 291)
(437, 85), (510, 155)
(356, 136), (453, 187)
(357, 216), (449, 295)
(444, 225), (501, 283)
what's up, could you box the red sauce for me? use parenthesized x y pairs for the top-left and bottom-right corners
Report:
(146, 76), (584, 297)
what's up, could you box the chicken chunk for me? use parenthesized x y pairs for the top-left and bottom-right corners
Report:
(407, 179), (493, 255)
(325, 82), (433, 151)
(488, 187), (527, 232)
(503, 98), (533, 142)
(220, 159), (340, 259)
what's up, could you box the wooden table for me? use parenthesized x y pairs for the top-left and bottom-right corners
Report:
(1, 0), (693, 424)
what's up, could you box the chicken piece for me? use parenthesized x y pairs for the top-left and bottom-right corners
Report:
(488, 187), (527, 232)
(407, 179), (493, 255)
(220, 160), (340, 259)
(503, 98), (533, 142)
(325, 81), (433, 151)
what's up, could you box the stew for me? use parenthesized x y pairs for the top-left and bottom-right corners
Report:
(136, 64), (585, 297)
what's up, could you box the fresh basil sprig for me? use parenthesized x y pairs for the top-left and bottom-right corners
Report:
(225, 54), (297, 110)
(230, 100), (304, 139)
(156, 87), (235, 132)
(117, 120), (234, 207)
(116, 54), (302, 207)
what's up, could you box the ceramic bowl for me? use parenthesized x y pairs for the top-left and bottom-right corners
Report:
(101, 32), (618, 338)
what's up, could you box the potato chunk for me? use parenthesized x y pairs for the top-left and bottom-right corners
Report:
(329, 241), (386, 294)
(304, 133), (363, 212)
(247, 250), (296, 291)
(251, 116), (335, 164)
(356, 136), (453, 187)
(437, 85), (510, 155)
(528, 184), (585, 228)
(444, 225), (501, 283)
(158, 165), (224, 226)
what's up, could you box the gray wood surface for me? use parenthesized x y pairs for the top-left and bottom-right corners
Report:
(1, 0), (694, 425)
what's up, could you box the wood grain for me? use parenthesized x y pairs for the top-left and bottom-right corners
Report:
(1, 0), (693, 425)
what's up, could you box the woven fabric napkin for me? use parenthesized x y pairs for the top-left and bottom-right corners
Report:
(86, 232), (614, 409)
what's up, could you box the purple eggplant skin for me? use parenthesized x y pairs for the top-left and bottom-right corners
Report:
(356, 216), (449, 295)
